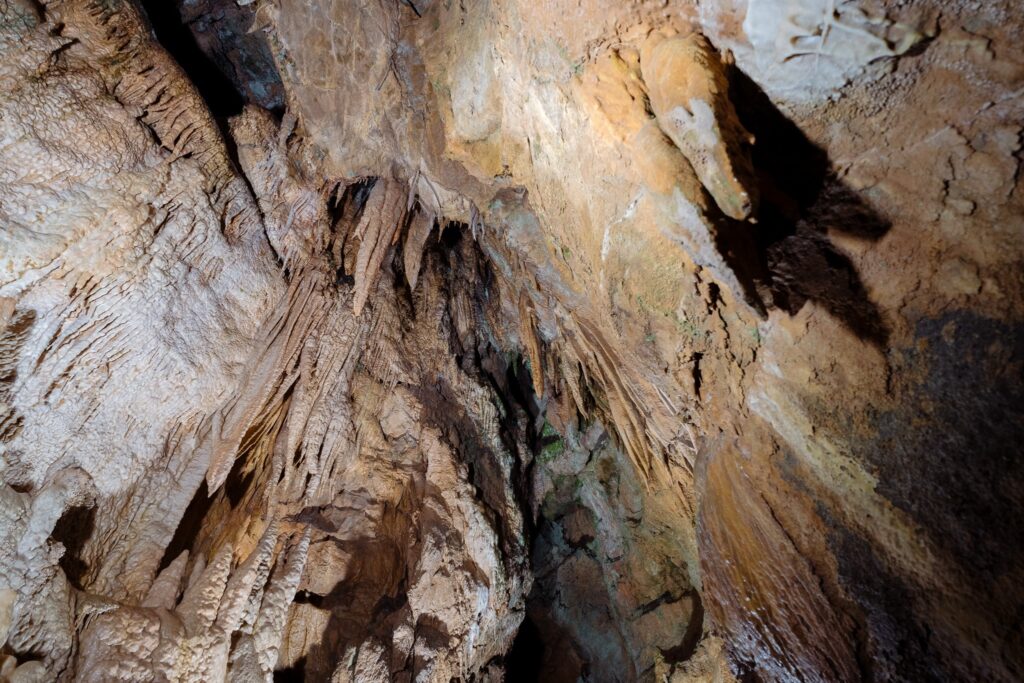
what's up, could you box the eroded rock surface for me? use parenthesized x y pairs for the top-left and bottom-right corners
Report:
(1, 0), (1021, 681)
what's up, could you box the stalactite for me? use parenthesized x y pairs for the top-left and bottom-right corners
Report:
(351, 177), (407, 316)
(403, 209), (436, 292)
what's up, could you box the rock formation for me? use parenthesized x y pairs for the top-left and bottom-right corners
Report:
(0, 0), (1021, 681)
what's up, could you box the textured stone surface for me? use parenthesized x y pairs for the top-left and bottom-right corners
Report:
(0, 0), (1022, 681)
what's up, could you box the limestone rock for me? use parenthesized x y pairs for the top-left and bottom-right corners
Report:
(1, 0), (1021, 681)
(641, 33), (758, 221)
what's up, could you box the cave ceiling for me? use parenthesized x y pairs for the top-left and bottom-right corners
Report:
(0, 0), (1022, 681)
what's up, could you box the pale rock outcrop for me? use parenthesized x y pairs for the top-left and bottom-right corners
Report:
(75, 524), (309, 682)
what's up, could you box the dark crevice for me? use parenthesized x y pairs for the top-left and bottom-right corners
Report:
(399, 0), (422, 18)
(52, 504), (97, 590)
(223, 452), (256, 508)
(692, 352), (704, 400)
(175, 0), (285, 113)
(136, 0), (245, 118)
(273, 656), (307, 682)
(505, 612), (546, 681)
(158, 479), (212, 572)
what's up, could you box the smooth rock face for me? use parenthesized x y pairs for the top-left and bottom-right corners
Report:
(0, 0), (1021, 681)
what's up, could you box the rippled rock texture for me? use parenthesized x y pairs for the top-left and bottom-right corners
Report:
(1, 0), (1021, 681)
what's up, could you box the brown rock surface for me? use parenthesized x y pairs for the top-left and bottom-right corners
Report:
(0, 0), (1021, 681)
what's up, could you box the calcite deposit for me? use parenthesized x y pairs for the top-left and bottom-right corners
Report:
(1, 0), (1021, 681)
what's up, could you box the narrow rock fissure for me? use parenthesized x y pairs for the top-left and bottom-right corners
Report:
(136, 0), (245, 117)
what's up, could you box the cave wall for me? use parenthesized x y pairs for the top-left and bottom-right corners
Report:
(1, 0), (1022, 681)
